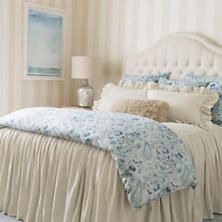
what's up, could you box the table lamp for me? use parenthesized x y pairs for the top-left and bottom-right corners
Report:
(71, 56), (102, 108)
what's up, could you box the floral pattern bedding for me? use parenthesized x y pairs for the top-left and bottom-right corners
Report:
(0, 108), (197, 208)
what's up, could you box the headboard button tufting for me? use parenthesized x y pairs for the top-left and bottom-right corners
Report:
(123, 32), (222, 79)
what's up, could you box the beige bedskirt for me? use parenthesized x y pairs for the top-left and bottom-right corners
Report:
(0, 123), (222, 222)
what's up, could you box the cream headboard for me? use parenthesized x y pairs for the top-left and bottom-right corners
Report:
(123, 32), (222, 79)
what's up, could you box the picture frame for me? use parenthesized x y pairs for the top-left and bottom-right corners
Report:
(24, 3), (65, 80)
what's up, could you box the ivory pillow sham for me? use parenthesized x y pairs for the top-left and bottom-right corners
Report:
(110, 99), (169, 122)
(93, 83), (147, 111)
(147, 83), (219, 129)
(185, 74), (222, 127)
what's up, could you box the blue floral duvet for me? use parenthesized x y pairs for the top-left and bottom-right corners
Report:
(0, 107), (197, 208)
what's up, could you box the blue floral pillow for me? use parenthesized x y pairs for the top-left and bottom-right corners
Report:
(184, 74), (214, 86)
(122, 72), (170, 83)
(207, 80), (222, 126)
(158, 78), (207, 88)
(185, 74), (222, 126)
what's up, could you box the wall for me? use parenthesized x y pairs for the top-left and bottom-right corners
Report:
(0, 0), (9, 115)
(72, 0), (222, 89)
(2, 0), (222, 115)
(0, 0), (73, 116)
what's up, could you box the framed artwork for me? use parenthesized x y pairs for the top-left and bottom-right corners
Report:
(24, 3), (65, 80)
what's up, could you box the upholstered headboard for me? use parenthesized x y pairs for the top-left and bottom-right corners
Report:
(123, 32), (222, 79)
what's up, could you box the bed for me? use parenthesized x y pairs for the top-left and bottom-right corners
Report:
(0, 32), (222, 222)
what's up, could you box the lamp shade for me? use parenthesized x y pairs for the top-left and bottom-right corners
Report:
(71, 56), (102, 79)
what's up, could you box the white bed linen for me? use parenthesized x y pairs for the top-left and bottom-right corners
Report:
(165, 123), (222, 219)
(0, 123), (221, 222)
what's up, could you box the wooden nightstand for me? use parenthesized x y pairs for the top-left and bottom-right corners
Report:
(61, 106), (92, 110)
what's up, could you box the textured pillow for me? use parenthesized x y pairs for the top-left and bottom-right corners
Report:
(147, 83), (219, 129)
(110, 99), (169, 122)
(185, 74), (222, 126)
(93, 83), (147, 111)
(119, 72), (170, 89)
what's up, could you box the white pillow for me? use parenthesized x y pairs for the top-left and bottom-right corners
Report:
(147, 83), (219, 129)
(93, 83), (147, 111)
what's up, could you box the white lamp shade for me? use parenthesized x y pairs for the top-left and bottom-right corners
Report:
(71, 56), (102, 79)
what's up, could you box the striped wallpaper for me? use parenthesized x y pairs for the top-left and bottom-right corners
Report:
(72, 0), (222, 96)
(0, 0), (9, 116)
(1, 0), (222, 115)
(0, 0), (73, 116)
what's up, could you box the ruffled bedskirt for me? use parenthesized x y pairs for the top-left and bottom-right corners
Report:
(0, 123), (221, 222)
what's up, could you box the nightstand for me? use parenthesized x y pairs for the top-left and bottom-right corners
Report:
(61, 106), (92, 110)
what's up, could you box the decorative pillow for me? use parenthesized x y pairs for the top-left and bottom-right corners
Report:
(184, 73), (214, 85)
(207, 80), (222, 126)
(147, 83), (219, 129)
(93, 83), (147, 111)
(159, 78), (208, 88)
(119, 72), (170, 89)
(185, 74), (222, 126)
(110, 99), (169, 122)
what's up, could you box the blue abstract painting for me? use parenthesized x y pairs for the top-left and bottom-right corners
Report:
(27, 9), (63, 77)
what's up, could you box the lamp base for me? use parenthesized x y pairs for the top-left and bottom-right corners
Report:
(77, 80), (94, 108)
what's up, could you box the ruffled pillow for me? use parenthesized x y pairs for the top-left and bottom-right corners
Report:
(146, 82), (219, 129)
(93, 83), (147, 111)
(185, 74), (222, 126)
(110, 99), (169, 122)
(119, 73), (170, 89)
(207, 80), (222, 126)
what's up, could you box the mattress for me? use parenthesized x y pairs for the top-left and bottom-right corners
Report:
(0, 123), (221, 222)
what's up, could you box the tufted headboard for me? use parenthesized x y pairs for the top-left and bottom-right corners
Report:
(123, 32), (222, 80)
